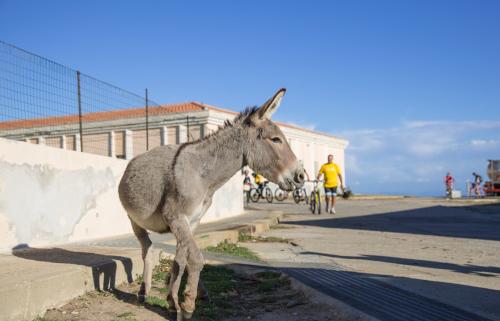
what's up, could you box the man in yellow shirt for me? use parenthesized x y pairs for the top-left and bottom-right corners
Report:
(253, 173), (267, 194)
(317, 154), (343, 214)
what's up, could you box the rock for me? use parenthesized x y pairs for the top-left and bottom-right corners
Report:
(287, 299), (305, 308)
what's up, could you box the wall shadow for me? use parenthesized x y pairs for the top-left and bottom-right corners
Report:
(301, 251), (500, 277)
(12, 245), (172, 319)
(12, 245), (134, 290)
(284, 204), (500, 241)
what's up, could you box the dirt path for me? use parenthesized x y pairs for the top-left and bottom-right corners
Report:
(38, 259), (349, 321)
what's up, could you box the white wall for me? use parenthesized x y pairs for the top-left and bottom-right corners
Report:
(0, 138), (243, 253)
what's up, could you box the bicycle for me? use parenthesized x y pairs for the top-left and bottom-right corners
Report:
(274, 187), (288, 201)
(293, 185), (309, 204)
(250, 181), (273, 203)
(309, 180), (322, 214)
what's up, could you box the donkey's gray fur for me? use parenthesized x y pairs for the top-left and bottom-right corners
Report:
(118, 88), (304, 320)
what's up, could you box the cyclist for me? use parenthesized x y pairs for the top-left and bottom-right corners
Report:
(444, 172), (454, 199)
(317, 154), (343, 214)
(253, 173), (267, 195)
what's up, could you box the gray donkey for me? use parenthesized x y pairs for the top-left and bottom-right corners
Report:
(118, 88), (305, 320)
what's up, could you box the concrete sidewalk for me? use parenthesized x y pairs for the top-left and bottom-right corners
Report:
(0, 209), (283, 321)
(250, 199), (500, 321)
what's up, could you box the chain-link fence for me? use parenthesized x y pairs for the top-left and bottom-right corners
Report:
(0, 40), (159, 157)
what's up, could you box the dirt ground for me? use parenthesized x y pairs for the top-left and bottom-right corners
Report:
(38, 259), (349, 321)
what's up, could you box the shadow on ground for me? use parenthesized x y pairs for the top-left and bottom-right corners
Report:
(12, 246), (134, 290)
(9, 245), (500, 321)
(276, 262), (499, 321)
(284, 203), (500, 241)
(301, 251), (500, 277)
(11, 246), (171, 319)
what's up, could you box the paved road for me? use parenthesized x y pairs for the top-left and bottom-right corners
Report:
(248, 198), (500, 321)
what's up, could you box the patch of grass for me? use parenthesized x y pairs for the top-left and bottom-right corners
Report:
(238, 232), (290, 243)
(256, 272), (290, 293)
(111, 311), (138, 321)
(206, 240), (261, 261)
(152, 258), (173, 282)
(156, 286), (168, 293)
(194, 265), (239, 320)
(32, 317), (55, 321)
(257, 278), (282, 292)
(255, 271), (282, 279)
(145, 296), (168, 309)
(237, 232), (254, 242)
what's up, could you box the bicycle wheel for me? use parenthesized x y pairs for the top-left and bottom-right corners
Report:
(250, 188), (260, 202)
(265, 187), (273, 203)
(275, 188), (287, 201)
(304, 189), (309, 204)
(293, 189), (301, 204)
(309, 192), (316, 214)
(316, 192), (322, 214)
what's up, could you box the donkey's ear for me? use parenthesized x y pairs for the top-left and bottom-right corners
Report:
(258, 88), (286, 120)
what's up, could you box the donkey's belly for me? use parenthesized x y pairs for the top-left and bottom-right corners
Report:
(128, 210), (170, 234)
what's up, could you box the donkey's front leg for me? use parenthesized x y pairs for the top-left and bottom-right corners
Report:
(167, 218), (194, 320)
(181, 244), (204, 319)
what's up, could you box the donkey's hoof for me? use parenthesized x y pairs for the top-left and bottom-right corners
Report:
(182, 309), (193, 319)
(137, 294), (146, 303)
(176, 310), (186, 321)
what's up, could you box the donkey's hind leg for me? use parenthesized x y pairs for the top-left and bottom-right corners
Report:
(130, 219), (153, 302)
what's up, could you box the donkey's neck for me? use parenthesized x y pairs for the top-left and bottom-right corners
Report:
(186, 126), (245, 190)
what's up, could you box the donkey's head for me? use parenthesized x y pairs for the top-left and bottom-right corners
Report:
(242, 88), (305, 191)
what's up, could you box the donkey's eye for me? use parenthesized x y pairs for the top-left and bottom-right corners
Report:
(270, 137), (282, 144)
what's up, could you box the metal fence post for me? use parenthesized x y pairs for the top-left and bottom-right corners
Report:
(77, 70), (83, 152)
(145, 88), (149, 151)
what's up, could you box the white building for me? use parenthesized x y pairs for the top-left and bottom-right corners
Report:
(0, 101), (349, 181)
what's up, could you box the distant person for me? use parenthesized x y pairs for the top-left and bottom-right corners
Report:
(471, 172), (483, 197)
(317, 154), (343, 214)
(243, 170), (252, 190)
(444, 172), (455, 198)
(243, 170), (252, 204)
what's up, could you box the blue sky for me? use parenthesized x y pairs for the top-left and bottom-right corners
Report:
(1, 0), (499, 195)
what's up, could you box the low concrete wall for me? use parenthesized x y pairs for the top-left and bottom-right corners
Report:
(0, 138), (243, 253)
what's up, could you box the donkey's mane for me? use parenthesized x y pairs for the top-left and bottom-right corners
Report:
(189, 105), (259, 143)
(171, 105), (258, 167)
(223, 105), (259, 128)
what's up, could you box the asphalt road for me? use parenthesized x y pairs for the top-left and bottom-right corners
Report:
(247, 197), (500, 321)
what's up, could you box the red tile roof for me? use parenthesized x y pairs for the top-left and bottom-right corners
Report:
(0, 102), (204, 131)
(0, 101), (341, 140)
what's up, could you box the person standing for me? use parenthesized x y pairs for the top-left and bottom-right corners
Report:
(444, 172), (455, 199)
(317, 154), (343, 214)
(471, 172), (483, 197)
(243, 170), (252, 204)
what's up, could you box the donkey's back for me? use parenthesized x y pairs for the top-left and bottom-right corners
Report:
(118, 145), (179, 233)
